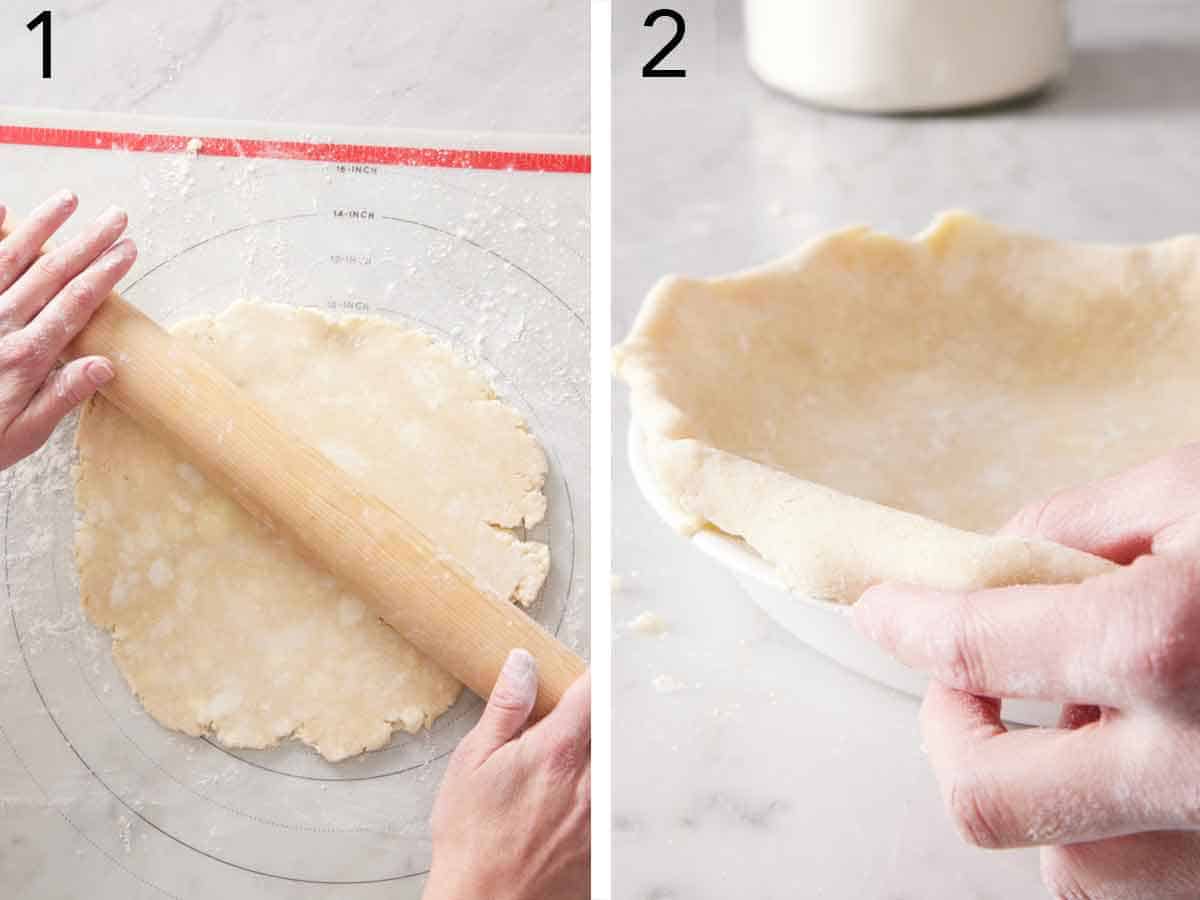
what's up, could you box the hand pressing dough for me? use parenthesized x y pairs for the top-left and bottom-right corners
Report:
(615, 212), (1200, 603)
(74, 300), (550, 761)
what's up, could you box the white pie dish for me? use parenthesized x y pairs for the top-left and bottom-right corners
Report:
(627, 420), (1060, 728)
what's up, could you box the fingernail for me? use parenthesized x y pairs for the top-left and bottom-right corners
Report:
(499, 648), (537, 695)
(33, 190), (75, 216)
(97, 205), (127, 228)
(100, 239), (135, 269)
(86, 359), (115, 386)
(52, 189), (77, 209)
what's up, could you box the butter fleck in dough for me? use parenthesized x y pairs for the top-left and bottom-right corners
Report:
(74, 300), (550, 761)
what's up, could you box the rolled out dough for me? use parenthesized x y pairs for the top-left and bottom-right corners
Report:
(74, 301), (550, 761)
(615, 213), (1200, 603)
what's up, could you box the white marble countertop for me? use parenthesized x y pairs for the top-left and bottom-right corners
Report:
(0, 0), (588, 134)
(612, 2), (1200, 898)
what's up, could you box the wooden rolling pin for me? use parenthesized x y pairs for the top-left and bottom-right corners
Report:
(21, 229), (585, 718)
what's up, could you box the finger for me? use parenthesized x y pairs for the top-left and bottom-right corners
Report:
(3, 205), (128, 329)
(17, 238), (136, 382)
(1001, 444), (1200, 563)
(0, 356), (113, 467)
(527, 670), (591, 763)
(1152, 514), (1200, 561)
(457, 649), (538, 766)
(854, 556), (1191, 707)
(855, 578), (1109, 705)
(1042, 832), (1200, 900)
(921, 682), (1177, 848)
(0, 190), (78, 297)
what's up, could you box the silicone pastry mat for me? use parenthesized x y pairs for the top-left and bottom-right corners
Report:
(0, 107), (589, 899)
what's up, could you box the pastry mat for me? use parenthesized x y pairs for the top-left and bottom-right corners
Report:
(0, 108), (589, 899)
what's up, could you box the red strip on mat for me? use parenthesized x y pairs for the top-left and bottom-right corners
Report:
(0, 124), (591, 174)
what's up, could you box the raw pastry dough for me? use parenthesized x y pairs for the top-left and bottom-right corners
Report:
(75, 301), (550, 761)
(616, 212), (1200, 603)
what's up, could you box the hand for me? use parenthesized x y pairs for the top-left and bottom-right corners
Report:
(424, 650), (590, 900)
(853, 443), (1200, 900)
(0, 191), (136, 470)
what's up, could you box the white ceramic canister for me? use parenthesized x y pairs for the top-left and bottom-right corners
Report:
(744, 0), (1070, 113)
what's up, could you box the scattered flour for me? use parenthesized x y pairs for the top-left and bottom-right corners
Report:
(175, 462), (205, 490)
(652, 674), (687, 694)
(117, 814), (132, 853)
(147, 558), (173, 589)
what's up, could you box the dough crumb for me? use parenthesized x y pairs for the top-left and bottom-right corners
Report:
(651, 674), (686, 694)
(397, 706), (425, 732)
(185, 137), (203, 156)
(610, 573), (624, 592)
(628, 611), (667, 635)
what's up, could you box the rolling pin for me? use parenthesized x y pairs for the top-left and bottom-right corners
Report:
(11, 222), (586, 719)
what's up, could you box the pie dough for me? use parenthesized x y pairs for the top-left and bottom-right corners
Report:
(615, 212), (1200, 603)
(74, 301), (550, 761)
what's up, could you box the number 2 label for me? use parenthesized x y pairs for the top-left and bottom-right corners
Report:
(643, 9), (686, 78)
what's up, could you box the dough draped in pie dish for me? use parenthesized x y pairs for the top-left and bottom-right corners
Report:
(74, 300), (550, 761)
(616, 212), (1200, 603)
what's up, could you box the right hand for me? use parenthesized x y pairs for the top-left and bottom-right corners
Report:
(0, 190), (136, 470)
(424, 650), (591, 900)
(854, 443), (1200, 900)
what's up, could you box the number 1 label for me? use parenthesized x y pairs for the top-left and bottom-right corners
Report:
(27, 10), (51, 79)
